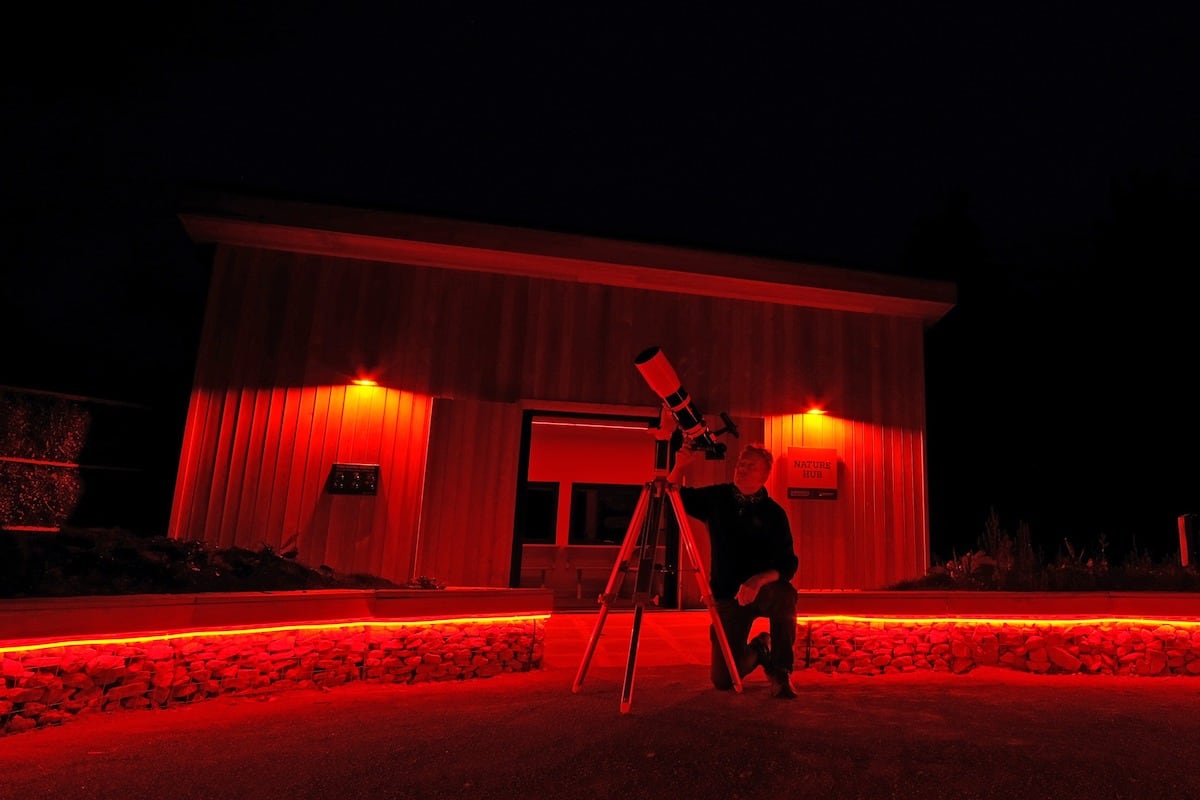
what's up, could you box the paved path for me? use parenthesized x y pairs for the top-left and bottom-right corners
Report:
(4, 611), (1200, 800)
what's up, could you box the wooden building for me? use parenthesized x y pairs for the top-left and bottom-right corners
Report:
(172, 192), (955, 606)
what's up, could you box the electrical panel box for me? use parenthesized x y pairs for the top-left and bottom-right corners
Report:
(327, 463), (380, 495)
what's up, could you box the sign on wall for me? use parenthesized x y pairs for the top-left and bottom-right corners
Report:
(785, 446), (838, 500)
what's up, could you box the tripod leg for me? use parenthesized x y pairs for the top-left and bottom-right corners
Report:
(620, 603), (645, 713)
(573, 484), (652, 693)
(571, 604), (609, 693)
(619, 487), (670, 713)
(667, 486), (743, 693)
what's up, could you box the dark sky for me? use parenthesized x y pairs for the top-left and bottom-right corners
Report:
(3, 5), (1198, 560)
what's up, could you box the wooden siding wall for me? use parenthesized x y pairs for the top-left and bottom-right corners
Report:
(416, 398), (523, 587)
(169, 381), (432, 585)
(171, 245), (932, 589)
(763, 412), (928, 589)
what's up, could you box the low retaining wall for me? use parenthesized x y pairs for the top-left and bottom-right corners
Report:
(793, 591), (1200, 677)
(798, 618), (1200, 676)
(6, 590), (1200, 738)
(0, 588), (552, 738)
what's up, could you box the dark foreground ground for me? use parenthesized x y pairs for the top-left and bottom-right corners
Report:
(4, 612), (1200, 800)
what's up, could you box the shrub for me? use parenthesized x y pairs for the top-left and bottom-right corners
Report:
(890, 507), (1200, 592)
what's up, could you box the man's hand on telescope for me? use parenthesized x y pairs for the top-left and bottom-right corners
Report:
(667, 438), (706, 484)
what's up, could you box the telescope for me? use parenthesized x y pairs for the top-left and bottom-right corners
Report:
(633, 346), (738, 459)
(575, 348), (749, 710)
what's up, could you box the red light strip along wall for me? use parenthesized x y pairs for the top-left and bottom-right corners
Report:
(0, 614), (549, 654)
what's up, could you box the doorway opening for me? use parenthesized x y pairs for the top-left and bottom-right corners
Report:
(510, 409), (683, 609)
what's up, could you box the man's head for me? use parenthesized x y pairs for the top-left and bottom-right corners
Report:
(733, 444), (773, 495)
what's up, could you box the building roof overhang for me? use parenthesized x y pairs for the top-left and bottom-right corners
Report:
(178, 192), (956, 325)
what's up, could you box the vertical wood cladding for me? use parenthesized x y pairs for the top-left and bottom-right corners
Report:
(417, 398), (523, 587)
(763, 410), (928, 590)
(171, 245), (932, 589)
(169, 381), (433, 584)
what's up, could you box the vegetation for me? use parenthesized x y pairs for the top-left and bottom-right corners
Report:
(889, 508), (1200, 592)
(0, 527), (443, 599)
(5, 508), (1197, 598)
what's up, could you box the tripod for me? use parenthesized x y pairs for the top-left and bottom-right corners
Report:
(571, 438), (743, 713)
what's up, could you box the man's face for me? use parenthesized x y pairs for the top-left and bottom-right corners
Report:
(733, 452), (771, 495)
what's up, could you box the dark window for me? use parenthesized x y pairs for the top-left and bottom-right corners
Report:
(569, 483), (641, 545)
(519, 482), (559, 543)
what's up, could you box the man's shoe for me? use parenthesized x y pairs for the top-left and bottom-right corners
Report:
(768, 670), (798, 700)
(748, 632), (771, 670)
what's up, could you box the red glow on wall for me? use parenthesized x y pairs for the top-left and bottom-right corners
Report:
(169, 383), (436, 584)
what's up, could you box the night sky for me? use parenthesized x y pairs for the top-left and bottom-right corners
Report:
(3, 6), (1198, 562)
